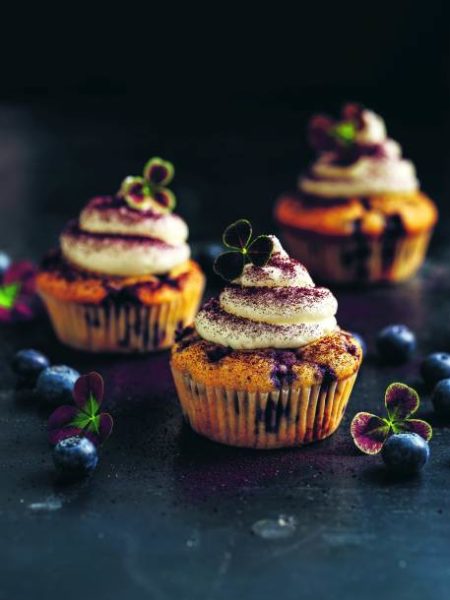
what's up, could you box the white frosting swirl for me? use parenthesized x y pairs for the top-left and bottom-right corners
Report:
(195, 237), (338, 349)
(61, 196), (190, 276)
(80, 198), (188, 245)
(300, 109), (419, 198)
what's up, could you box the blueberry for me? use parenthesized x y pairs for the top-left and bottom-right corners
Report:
(376, 324), (416, 364)
(350, 332), (367, 355)
(421, 353), (450, 387)
(431, 378), (450, 417)
(36, 365), (80, 405)
(53, 436), (98, 477)
(11, 349), (50, 387)
(381, 433), (429, 474)
(0, 251), (11, 278)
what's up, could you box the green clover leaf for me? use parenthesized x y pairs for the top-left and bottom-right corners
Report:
(118, 157), (176, 213)
(213, 219), (274, 282)
(0, 282), (21, 310)
(351, 382), (432, 455)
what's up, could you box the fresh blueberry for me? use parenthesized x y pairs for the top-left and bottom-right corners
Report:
(350, 332), (367, 355)
(421, 353), (450, 387)
(376, 324), (416, 364)
(0, 251), (11, 278)
(381, 433), (429, 474)
(11, 349), (50, 387)
(431, 378), (450, 417)
(36, 365), (80, 405)
(53, 436), (98, 477)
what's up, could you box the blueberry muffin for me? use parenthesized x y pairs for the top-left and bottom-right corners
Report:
(171, 220), (362, 448)
(275, 104), (438, 284)
(37, 158), (205, 352)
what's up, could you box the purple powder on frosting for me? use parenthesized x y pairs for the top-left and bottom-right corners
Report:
(63, 220), (173, 248)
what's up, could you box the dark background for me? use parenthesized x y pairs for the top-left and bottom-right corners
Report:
(2, 4), (450, 600)
(2, 0), (449, 253)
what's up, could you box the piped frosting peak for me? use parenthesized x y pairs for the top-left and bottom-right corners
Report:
(60, 158), (190, 277)
(196, 231), (338, 350)
(299, 103), (418, 198)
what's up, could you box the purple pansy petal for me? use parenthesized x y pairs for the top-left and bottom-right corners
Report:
(73, 371), (104, 408)
(399, 419), (433, 442)
(222, 219), (252, 250)
(350, 412), (390, 455)
(143, 157), (174, 186)
(48, 405), (78, 431)
(385, 382), (419, 422)
(98, 413), (113, 443)
(153, 189), (176, 212)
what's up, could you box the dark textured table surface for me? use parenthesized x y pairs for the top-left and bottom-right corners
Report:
(2, 101), (450, 600)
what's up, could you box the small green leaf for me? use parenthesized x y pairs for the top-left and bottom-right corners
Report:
(223, 219), (252, 250)
(385, 383), (420, 423)
(213, 251), (246, 282)
(153, 188), (176, 212)
(119, 176), (146, 197)
(0, 282), (20, 309)
(143, 157), (174, 187)
(247, 235), (274, 267)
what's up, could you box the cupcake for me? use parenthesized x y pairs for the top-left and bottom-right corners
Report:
(171, 219), (362, 449)
(37, 158), (205, 352)
(275, 104), (438, 284)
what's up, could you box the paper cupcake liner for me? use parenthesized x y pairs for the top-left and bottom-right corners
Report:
(40, 289), (203, 353)
(281, 229), (433, 284)
(171, 367), (359, 448)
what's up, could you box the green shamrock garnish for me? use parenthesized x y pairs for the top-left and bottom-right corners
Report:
(213, 219), (274, 282)
(330, 121), (357, 146)
(48, 372), (113, 446)
(351, 383), (432, 455)
(0, 282), (21, 309)
(118, 157), (176, 213)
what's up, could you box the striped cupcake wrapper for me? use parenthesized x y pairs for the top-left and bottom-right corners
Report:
(281, 229), (433, 284)
(171, 367), (359, 448)
(40, 290), (203, 353)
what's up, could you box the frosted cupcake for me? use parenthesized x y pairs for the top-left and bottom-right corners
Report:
(37, 158), (205, 352)
(171, 220), (362, 448)
(275, 104), (438, 284)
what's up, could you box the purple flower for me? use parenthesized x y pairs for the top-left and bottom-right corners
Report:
(48, 372), (113, 446)
(351, 383), (432, 455)
(0, 261), (41, 324)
